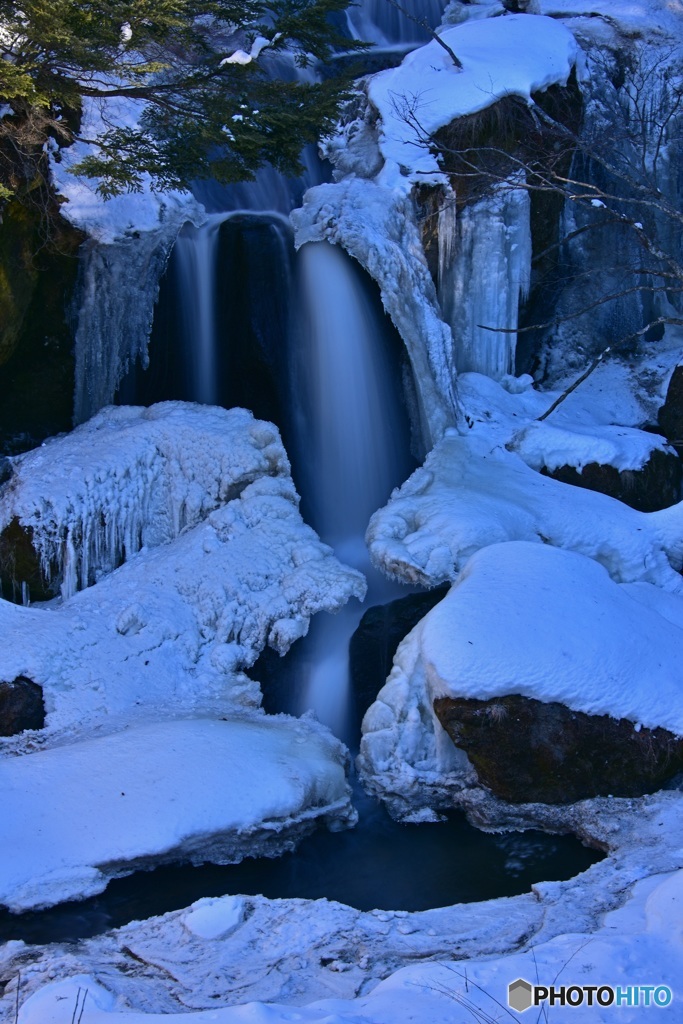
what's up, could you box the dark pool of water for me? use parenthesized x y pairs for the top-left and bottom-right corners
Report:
(0, 783), (602, 945)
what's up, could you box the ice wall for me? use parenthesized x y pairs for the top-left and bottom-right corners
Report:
(0, 404), (291, 600)
(73, 216), (201, 425)
(438, 184), (531, 378)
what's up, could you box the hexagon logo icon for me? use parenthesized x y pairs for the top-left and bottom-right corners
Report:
(508, 978), (533, 1012)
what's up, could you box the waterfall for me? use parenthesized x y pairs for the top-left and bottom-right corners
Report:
(173, 218), (223, 406)
(292, 241), (413, 737)
(347, 0), (448, 46)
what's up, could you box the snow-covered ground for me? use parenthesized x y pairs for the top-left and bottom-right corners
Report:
(5, 788), (683, 1022)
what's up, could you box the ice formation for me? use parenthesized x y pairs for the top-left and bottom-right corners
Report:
(0, 403), (294, 600)
(50, 94), (206, 422)
(293, 14), (578, 439)
(0, 407), (365, 739)
(438, 185), (532, 378)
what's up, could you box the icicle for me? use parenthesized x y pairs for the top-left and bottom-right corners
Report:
(437, 181), (532, 379)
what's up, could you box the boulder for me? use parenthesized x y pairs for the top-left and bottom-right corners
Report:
(434, 694), (683, 804)
(541, 448), (681, 512)
(0, 676), (45, 736)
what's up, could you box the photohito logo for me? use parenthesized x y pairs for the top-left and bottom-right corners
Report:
(508, 979), (673, 1012)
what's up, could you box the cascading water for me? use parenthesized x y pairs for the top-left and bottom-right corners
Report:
(346, 0), (448, 46)
(291, 241), (414, 737)
(172, 218), (223, 406)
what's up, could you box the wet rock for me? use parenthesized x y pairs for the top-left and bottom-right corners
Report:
(658, 365), (683, 457)
(434, 694), (683, 804)
(350, 587), (448, 731)
(0, 517), (56, 604)
(0, 676), (45, 735)
(541, 447), (681, 512)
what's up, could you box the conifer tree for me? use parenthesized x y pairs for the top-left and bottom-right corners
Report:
(0, 0), (363, 202)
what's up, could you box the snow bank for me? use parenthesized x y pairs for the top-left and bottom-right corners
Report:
(366, 369), (682, 590)
(0, 409), (365, 740)
(0, 717), (354, 912)
(0, 403), (292, 600)
(367, 425), (683, 590)
(367, 14), (577, 188)
(360, 542), (683, 820)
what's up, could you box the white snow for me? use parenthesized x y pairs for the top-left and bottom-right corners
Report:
(366, 419), (683, 590)
(0, 717), (354, 913)
(183, 896), (244, 940)
(366, 14), (578, 189)
(50, 94), (203, 244)
(0, 406), (365, 740)
(12, 792), (683, 1022)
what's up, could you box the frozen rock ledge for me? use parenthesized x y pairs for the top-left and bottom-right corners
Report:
(0, 716), (355, 913)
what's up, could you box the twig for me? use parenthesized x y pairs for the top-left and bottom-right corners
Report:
(383, 0), (463, 68)
(537, 347), (611, 421)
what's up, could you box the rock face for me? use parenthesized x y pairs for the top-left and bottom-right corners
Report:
(659, 365), (683, 457)
(0, 676), (45, 736)
(434, 694), (683, 804)
(0, 517), (54, 603)
(542, 449), (682, 512)
(350, 587), (448, 733)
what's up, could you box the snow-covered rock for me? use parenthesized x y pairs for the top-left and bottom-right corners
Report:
(0, 717), (355, 913)
(359, 541), (683, 818)
(0, 403), (292, 601)
(366, 391), (683, 590)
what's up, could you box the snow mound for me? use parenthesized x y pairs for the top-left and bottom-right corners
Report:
(366, 420), (683, 591)
(0, 403), (292, 600)
(0, 717), (355, 913)
(359, 541), (683, 817)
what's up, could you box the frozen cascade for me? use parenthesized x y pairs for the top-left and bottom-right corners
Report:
(73, 214), (203, 426)
(438, 184), (531, 379)
(293, 242), (412, 736)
